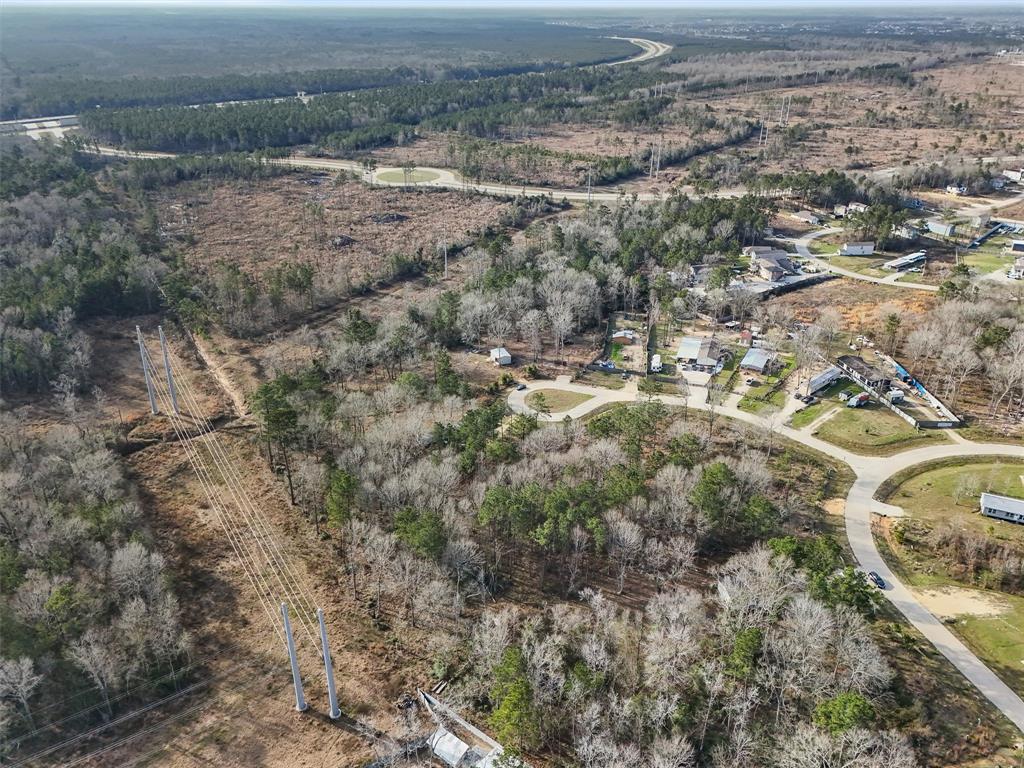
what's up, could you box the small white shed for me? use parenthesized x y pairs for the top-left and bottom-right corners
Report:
(489, 347), (512, 366)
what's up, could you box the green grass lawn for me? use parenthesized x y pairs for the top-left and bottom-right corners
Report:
(576, 370), (626, 390)
(813, 403), (949, 456)
(826, 254), (888, 277)
(963, 248), (1014, 275)
(788, 378), (858, 429)
(807, 240), (837, 255)
(526, 388), (594, 413)
(610, 342), (624, 365)
(376, 169), (440, 183)
(885, 459), (1024, 546)
(738, 388), (786, 413)
(876, 458), (1024, 696)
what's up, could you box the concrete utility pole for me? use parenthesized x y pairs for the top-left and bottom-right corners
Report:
(136, 326), (158, 415)
(157, 326), (179, 415)
(317, 608), (340, 719)
(281, 603), (308, 712)
(442, 222), (449, 280)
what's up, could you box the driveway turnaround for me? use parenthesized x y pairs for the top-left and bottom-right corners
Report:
(508, 377), (1024, 733)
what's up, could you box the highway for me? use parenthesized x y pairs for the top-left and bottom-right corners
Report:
(0, 37), (672, 137)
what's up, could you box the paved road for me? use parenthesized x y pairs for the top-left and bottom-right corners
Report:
(508, 377), (1024, 732)
(792, 228), (940, 292)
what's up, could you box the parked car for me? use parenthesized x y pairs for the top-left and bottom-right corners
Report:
(867, 571), (885, 589)
(746, 378), (760, 387)
(515, 383), (527, 391)
(801, 395), (819, 405)
(621, 372), (630, 381)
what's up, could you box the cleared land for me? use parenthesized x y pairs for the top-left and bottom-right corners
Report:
(813, 403), (949, 456)
(154, 174), (510, 285)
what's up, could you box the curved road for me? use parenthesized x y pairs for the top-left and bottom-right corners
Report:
(508, 376), (1024, 733)
(793, 188), (1024, 292)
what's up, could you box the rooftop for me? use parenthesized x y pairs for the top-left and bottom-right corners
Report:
(981, 492), (1024, 516)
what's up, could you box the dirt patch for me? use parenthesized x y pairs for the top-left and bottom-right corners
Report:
(822, 497), (846, 517)
(916, 586), (1010, 619)
(765, 277), (937, 330)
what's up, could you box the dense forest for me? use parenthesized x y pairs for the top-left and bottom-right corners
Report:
(78, 57), (926, 156)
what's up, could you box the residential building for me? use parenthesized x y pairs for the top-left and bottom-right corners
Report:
(739, 347), (776, 374)
(611, 329), (639, 344)
(833, 204), (848, 218)
(794, 210), (821, 226)
(676, 336), (722, 372)
(894, 224), (919, 240)
(847, 202), (868, 213)
(745, 247), (796, 281)
(837, 355), (890, 390)
(489, 347), (512, 366)
(926, 220), (956, 237)
(883, 250), (927, 271)
(839, 241), (875, 256)
(980, 492), (1024, 525)
(806, 366), (842, 395)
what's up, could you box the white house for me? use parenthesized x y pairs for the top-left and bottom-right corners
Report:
(847, 202), (868, 214)
(489, 347), (512, 366)
(980, 492), (1024, 525)
(839, 241), (875, 256)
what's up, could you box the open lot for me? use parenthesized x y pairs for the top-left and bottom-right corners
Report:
(885, 459), (1024, 548)
(154, 175), (510, 287)
(813, 402), (950, 456)
(878, 459), (1024, 697)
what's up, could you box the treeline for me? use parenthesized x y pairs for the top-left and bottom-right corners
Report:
(79, 67), (673, 153)
(0, 139), (164, 395)
(0, 140), (301, 394)
(2, 59), (604, 120)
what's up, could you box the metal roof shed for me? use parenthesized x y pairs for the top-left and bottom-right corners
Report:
(740, 347), (774, 373)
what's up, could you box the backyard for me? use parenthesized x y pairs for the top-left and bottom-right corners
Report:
(812, 402), (949, 456)
(788, 378), (858, 429)
(736, 355), (796, 414)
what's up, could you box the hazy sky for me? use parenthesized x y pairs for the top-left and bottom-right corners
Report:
(7, 0), (1022, 6)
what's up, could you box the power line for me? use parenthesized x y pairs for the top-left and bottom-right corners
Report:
(152, 337), (323, 653)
